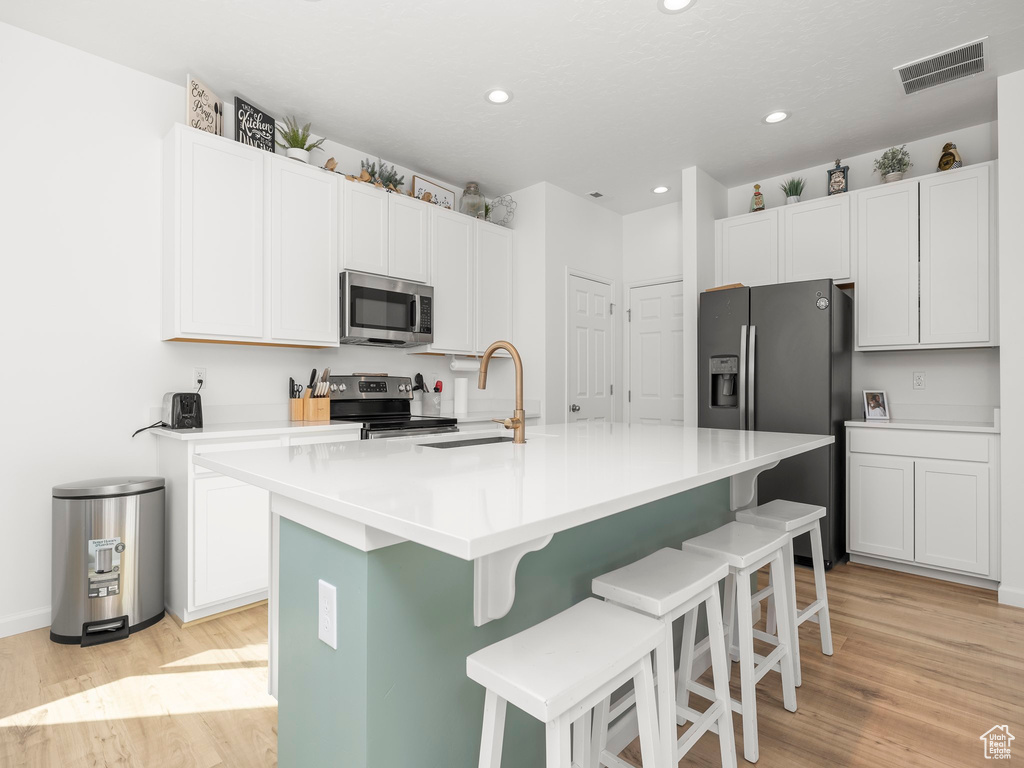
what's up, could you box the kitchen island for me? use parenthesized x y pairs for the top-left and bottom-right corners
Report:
(195, 422), (832, 768)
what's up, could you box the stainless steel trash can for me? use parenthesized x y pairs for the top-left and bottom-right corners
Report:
(51, 477), (165, 646)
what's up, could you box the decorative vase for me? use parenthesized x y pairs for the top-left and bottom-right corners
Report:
(460, 182), (486, 219)
(749, 184), (766, 213)
(883, 171), (904, 183)
(286, 147), (310, 164)
(786, 195), (801, 205)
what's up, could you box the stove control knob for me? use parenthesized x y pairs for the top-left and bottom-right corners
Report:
(398, 384), (408, 392)
(330, 383), (338, 393)
(337, 383), (347, 393)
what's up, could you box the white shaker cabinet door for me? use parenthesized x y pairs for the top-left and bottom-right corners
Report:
(269, 159), (339, 345)
(388, 194), (430, 283)
(474, 221), (514, 352)
(856, 183), (919, 348)
(848, 453), (915, 562)
(177, 129), (265, 339)
(914, 460), (990, 575)
(919, 165), (990, 345)
(429, 207), (475, 353)
(716, 210), (779, 287)
(342, 182), (389, 276)
(782, 195), (851, 282)
(193, 475), (270, 608)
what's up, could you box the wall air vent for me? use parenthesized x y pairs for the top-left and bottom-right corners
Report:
(588, 191), (604, 198)
(894, 37), (987, 95)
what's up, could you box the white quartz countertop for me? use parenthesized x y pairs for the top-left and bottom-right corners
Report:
(193, 423), (833, 560)
(151, 421), (363, 441)
(845, 419), (999, 434)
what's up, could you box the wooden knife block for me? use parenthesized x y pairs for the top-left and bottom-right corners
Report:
(303, 398), (330, 422)
(289, 399), (305, 422)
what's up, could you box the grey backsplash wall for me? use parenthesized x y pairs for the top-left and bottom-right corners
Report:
(850, 347), (1000, 421)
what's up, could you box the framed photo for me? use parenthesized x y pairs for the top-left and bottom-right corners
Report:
(234, 96), (275, 152)
(863, 390), (890, 421)
(186, 74), (223, 136)
(827, 159), (849, 196)
(411, 176), (455, 210)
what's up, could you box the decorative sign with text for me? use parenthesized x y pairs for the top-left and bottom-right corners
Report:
(186, 74), (223, 136)
(234, 97), (275, 152)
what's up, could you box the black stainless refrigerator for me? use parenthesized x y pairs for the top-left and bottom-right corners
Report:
(698, 279), (852, 568)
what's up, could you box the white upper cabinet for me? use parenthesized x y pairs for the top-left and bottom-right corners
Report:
(855, 182), (920, 348)
(430, 207), (475, 353)
(165, 125), (265, 340)
(342, 182), (389, 276)
(919, 165), (991, 345)
(782, 194), (851, 282)
(389, 194), (431, 283)
(474, 221), (514, 352)
(269, 160), (339, 345)
(716, 210), (779, 287)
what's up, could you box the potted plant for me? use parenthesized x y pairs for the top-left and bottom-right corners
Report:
(873, 145), (913, 183)
(779, 177), (806, 204)
(275, 116), (327, 164)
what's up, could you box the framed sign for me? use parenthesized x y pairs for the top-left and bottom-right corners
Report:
(186, 74), (222, 136)
(234, 97), (275, 152)
(827, 159), (849, 195)
(412, 176), (455, 210)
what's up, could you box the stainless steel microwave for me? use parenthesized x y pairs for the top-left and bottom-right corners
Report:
(339, 271), (433, 347)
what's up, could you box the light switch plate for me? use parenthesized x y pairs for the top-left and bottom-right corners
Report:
(318, 579), (337, 650)
(913, 371), (926, 390)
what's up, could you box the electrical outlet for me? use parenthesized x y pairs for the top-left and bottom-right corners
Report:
(318, 579), (337, 650)
(193, 367), (207, 391)
(913, 371), (926, 390)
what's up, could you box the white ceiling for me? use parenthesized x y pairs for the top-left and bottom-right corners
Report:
(5, 0), (1024, 214)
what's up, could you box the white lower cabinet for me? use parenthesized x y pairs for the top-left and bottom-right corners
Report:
(193, 475), (269, 607)
(847, 425), (998, 581)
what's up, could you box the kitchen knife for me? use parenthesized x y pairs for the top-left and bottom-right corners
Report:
(306, 369), (316, 399)
(290, 377), (295, 399)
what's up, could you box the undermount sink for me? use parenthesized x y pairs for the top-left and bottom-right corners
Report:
(422, 436), (515, 449)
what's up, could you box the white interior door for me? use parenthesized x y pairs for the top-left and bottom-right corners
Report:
(628, 281), (685, 425)
(567, 274), (613, 422)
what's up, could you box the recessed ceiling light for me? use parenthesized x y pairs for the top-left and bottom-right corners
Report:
(485, 89), (512, 104)
(763, 111), (789, 124)
(652, 186), (670, 194)
(658, 0), (696, 14)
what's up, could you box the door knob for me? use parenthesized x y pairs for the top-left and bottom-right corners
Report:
(570, 404), (581, 413)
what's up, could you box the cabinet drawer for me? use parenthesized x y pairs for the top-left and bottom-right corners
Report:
(848, 429), (989, 462)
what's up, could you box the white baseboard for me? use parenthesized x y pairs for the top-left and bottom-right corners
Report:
(849, 554), (999, 591)
(998, 585), (1024, 609)
(0, 606), (50, 639)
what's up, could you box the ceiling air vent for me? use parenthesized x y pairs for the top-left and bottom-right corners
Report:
(894, 37), (987, 95)
(588, 191), (604, 198)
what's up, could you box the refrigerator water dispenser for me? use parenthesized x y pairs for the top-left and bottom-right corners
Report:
(710, 355), (739, 407)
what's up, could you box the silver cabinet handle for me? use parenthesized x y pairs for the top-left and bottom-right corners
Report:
(738, 325), (748, 430)
(748, 325), (756, 431)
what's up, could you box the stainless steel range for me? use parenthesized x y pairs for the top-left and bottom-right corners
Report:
(327, 375), (458, 440)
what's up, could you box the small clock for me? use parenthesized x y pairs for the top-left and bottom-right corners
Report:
(937, 142), (963, 172)
(827, 159), (849, 196)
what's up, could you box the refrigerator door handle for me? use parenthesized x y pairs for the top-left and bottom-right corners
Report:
(739, 325), (748, 430)
(748, 325), (757, 430)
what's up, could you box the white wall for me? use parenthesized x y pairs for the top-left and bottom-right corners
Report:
(726, 122), (998, 216)
(997, 70), (1024, 608)
(623, 201), (681, 285)
(0, 23), (517, 637)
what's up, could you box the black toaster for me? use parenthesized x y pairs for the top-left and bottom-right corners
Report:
(162, 392), (203, 429)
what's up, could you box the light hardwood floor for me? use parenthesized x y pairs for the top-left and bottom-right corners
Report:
(1, 562), (1022, 767)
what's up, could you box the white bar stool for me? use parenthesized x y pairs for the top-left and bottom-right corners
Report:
(591, 548), (738, 768)
(734, 499), (834, 688)
(680, 523), (798, 764)
(467, 598), (669, 768)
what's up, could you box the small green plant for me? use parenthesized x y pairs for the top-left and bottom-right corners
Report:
(873, 145), (913, 176)
(275, 116), (327, 152)
(779, 177), (806, 197)
(360, 157), (405, 190)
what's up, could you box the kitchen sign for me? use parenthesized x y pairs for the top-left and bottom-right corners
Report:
(234, 96), (275, 152)
(186, 74), (223, 136)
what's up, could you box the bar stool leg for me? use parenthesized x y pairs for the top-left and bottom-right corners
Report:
(705, 591), (738, 768)
(768, 552), (798, 713)
(478, 690), (507, 768)
(810, 523), (835, 656)
(547, 716), (572, 768)
(675, 603), (698, 713)
(590, 699), (609, 768)
(783, 538), (802, 688)
(722, 571), (738, 663)
(633, 655), (661, 768)
(765, 568), (777, 638)
(572, 713), (592, 768)
(735, 569), (759, 763)
(654, 632), (677, 768)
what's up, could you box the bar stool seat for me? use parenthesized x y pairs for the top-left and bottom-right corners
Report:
(467, 598), (667, 768)
(680, 522), (798, 763)
(734, 500), (834, 688)
(592, 549), (738, 768)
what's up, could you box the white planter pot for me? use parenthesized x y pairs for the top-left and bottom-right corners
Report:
(786, 195), (801, 205)
(883, 171), (904, 183)
(285, 147), (310, 164)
